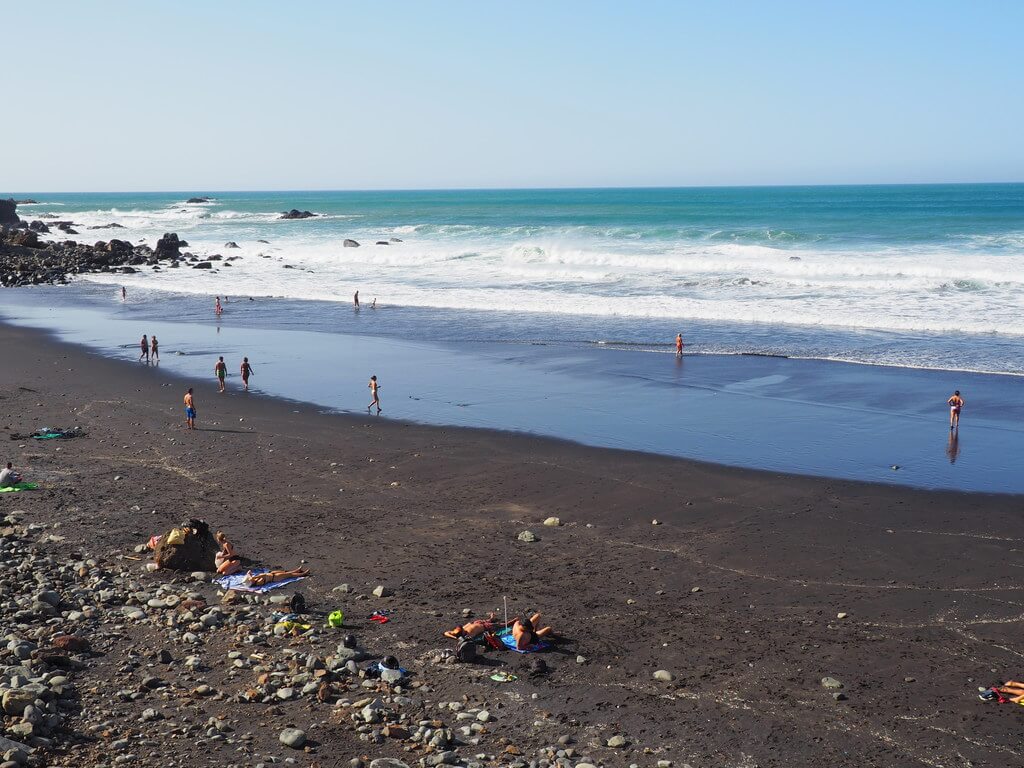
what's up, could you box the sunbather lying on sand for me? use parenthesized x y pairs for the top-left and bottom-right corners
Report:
(513, 613), (553, 650)
(214, 531), (243, 575)
(996, 681), (1024, 703)
(444, 612), (502, 640)
(243, 567), (310, 587)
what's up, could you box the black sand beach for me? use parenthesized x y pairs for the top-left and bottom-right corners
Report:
(2, 320), (1023, 767)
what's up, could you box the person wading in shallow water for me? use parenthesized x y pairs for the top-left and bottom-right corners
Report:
(354, 290), (360, 309)
(150, 335), (159, 363)
(240, 357), (254, 391)
(139, 334), (149, 363)
(215, 357), (227, 393)
(367, 375), (381, 414)
(675, 333), (684, 356)
(948, 390), (964, 429)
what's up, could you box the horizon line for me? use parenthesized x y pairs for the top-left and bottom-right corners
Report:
(5, 180), (1024, 196)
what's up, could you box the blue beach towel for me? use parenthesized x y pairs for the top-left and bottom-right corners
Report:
(213, 569), (306, 593)
(497, 628), (550, 654)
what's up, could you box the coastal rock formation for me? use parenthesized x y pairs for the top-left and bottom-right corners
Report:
(154, 232), (186, 260)
(56, 222), (79, 235)
(375, 241), (389, 245)
(224, 241), (239, 248)
(343, 238), (360, 247)
(0, 228), (183, 287)
(29, 220), (51, 233)
(280, 209), (317, 219)
(0, 199), (18, 225)
(15, 198), (39, 204)
(186, 197), (212, 203)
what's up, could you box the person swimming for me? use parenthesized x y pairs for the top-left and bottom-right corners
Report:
(948, 390), (964, 429)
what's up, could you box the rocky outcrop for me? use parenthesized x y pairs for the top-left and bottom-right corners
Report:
(56, 222), (78, 235)
(0, 228), (184, 287)
(0, 199), (18, 225)
(186, 197), (212, 204)
(343, 239), (360, 248)
(375, 241), (389, 246)
(280, 209), (316, 220)
(154, 233), (187, 260)
(224, 241), (239, 248)
(14, 198), (39, 204)
(87, 222), (125, 229)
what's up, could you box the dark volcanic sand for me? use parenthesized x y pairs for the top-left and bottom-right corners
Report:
(1, 321), (1023, 767)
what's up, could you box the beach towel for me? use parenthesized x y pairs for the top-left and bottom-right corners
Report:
(30, 427), (85, 440)
(213, 569), (307, 593)
(0, 483), (39, 493)
(496, 627), (550, 654)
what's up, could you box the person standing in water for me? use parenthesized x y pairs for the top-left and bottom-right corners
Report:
(215, 296), (223, 315)
(367, 375), (381, 414)
(240, 357), (254, 391)
(184, 388), (197, 430)
(150, 335), (159, 363)
(139, 334), (149, 363)
(675, 333), (684, 356)
(121, 286), (127, 301)
(948, 390), (964, 429)
(215, 356), (227, 393)
(353, 291), (360, 309)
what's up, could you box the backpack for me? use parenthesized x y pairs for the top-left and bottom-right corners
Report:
(456, 638), (479, 663)
(289, 592), (306, 614)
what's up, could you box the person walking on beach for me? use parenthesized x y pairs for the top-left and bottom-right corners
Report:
(184, 388), (197, 430)
(367, 375), (381, 414)
(150, 335), (159, 363)
(139, 334), (149, 363)
(215, 356), (227, 393)
(215, 296), (223, 316)
(240, 357), (254, 391)
(675, 333), (684, 356)
(354, 290), (360, 309)
(948, 390), (964, 429)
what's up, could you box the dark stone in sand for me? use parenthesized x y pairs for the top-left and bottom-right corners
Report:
(154, 527), (219, 571)
(186, 197), (212, 204)
(0, 199), (21, 225)
(343, 239), (360, 248)
(375, 241), (389, 245)
(224, 241), (239, 248)
(193, 261), (213, 269)
(280, 209), (317, 219)
(29, 220), (51, 233)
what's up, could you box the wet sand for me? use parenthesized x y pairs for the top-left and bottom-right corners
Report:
(2, 320), (1023, 767)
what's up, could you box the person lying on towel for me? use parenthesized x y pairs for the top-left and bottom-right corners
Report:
(0, 462), (23, 488)
(513, 613), (553, 650)
(445, 612), (503, 640)
(243, 567), (310, 587)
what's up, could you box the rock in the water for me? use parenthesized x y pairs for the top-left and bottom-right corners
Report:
(186, 197), (212, 204)
(375, 240), (389, 245)
(154, 232), (185, 260)
(224, 241), (239, 248)
(0, 198), (18, 225)
(343, 238), (360, 247)
(517, 530), (538, 543)
(279, 727), (306, 748)
(280, 209), (316, 219)
(28, 220), (50, 233)
(193, 261), (213, 269)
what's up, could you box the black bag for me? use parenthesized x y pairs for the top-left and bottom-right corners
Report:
(289, 592), (306, 614)
(456, 638), (479, 663)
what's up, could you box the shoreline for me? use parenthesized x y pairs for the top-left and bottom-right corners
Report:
(2, 319), (1023, 766)
(4, 287), (1024, 494)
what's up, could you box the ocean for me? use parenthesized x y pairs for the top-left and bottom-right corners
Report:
(12, 184), (1024, 375)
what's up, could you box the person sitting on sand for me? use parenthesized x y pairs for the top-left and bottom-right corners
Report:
(444, 612), (500, 640)
(512, 613), (553, 650)
(0, 462), (23, 489)
(214, 531), (243, 575)
(243, 567), (310, 587)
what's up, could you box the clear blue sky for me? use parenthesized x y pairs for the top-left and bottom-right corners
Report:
(4, 1), (1022, 191)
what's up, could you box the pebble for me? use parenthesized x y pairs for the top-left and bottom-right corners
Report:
(517, 530), (538, 543)
(543, 517), (561, 527)
(607, 734), (627, 747)
(836, 612), (848, 619)
(821, 677), (844, 690)
(652, 670), (674, 682)
(372, 585), (392, 598)
(279, 727), (306, 749)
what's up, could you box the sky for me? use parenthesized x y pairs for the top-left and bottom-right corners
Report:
(3, 1), (1023, 191)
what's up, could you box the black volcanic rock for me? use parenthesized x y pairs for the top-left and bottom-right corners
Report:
(224, 241), (239, 248)
(193, 261), (213, 269)
(15, 199), (39, 204)
(343, 239), (360, 248)
(375, 241), (389, 245)
(186, 197), (212, 204)
(29, 220), (51, 234)
(280, 209), (317, 220)
(154, 233), (185, 260)
(0, 199), (18, 225)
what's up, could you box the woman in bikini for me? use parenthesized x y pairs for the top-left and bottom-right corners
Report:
(948, 390), (964, 429)
(243, 566), (310, 587)
(214, 531), (243, 575)
(367, 375), (381, 414)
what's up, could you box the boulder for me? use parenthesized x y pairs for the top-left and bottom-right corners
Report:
(0, 199), (19, 225)
(280, 209), (316, 220)
(28, 220), (50, 233)
(154, 232), (185, 259)
(154, 526), (219, 571)
(15, 198), (39, 204)
(7, 229), (40, 248)
(224, 241), (239, 248)
(186, 197), (212, 204)
(193, 262), (213, 269)
(343, 239), (360, 247)
(375, 241), (389, 245)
